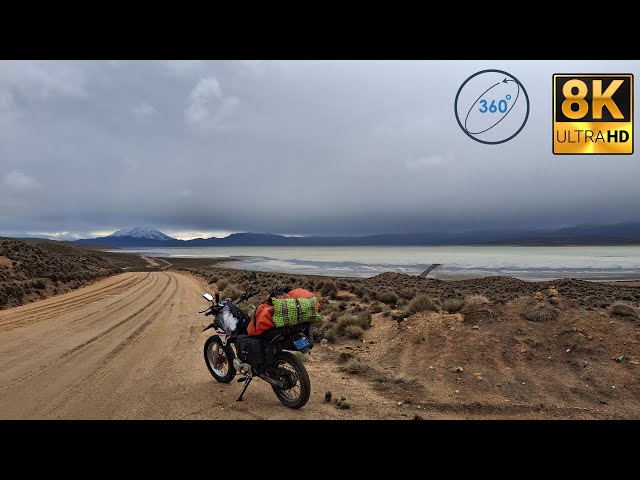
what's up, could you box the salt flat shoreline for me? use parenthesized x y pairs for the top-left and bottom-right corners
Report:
(110, 245), (640, 283)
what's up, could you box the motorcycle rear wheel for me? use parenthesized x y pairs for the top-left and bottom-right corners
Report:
(271, 351), (311, 409)
(204, 336), (236, 383)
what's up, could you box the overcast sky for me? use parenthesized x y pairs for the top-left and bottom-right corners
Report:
(1, 60), (638, 240)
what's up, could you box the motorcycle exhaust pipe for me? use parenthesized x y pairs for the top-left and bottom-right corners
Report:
(259, 374), (286, 389)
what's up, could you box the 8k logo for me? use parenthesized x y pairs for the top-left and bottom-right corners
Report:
(553, 74), (633, 154)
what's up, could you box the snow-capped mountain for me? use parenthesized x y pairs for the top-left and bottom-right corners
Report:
(76, 227), (178, 247)
(108, 227), (174, 241)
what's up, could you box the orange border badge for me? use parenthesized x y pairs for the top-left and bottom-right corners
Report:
(553, 74), (633, 155)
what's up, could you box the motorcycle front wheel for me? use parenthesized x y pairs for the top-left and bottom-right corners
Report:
(204, 336), (236, 383)
(270, 351), (311, 409)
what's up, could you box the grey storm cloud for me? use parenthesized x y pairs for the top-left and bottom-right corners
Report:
(0, 60), (638, 240)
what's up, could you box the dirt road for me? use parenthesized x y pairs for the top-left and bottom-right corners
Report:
(0, 272), (399, 419)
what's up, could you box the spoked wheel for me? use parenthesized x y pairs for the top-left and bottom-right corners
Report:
(270, 351), (311, 409)
(204, 336), (236, 383)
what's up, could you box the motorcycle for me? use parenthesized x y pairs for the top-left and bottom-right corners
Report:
(200, 288), (313, 409)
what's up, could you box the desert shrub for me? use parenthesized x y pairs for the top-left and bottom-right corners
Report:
(522, 302), (558, 322)
(333, 396), (350, 409)
(461, 294), (494, 323)
(354, 286), (365, 298)
(369, 302), (383, 314)
(610, 301), (639, 320)
(350, 304), (364, 313)
(462, 300), (502, 324)
(216, 279), (228, 291)
(33, 279), (46, 290)
(320, 281), (337, 297)
(324, 327), (338, 343)
(342, 357), (372, 374)
(322, 301), (340, 313)
(464, 294), (490, 307)
(336, 313), (371, 333)
(208, 275), (219, 284)
(391, 374), (422, 388)
(336, 315), (357, 332)
(397, 288), (416, 300)
(443, 297), (465, 313)
(357, 311), (372, 328)
(222, 285), (242, 301)
(392, 311), (408, 322)
(407, 294), (438, 315)
(338, 351), (356, 363)
(345, 325), (364, 339)
(373, 375), (391, 387)
(376, 291), (398, 305)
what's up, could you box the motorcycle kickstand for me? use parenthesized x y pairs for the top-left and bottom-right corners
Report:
(237, 376), (253, 402)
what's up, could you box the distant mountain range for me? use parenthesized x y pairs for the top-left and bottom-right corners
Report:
(74, 222), (640, 247)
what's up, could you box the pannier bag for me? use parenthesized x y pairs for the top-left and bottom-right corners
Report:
(235, 334), (266, 371)
(248, 288), (321, 336)
(272, 297), (321, 327)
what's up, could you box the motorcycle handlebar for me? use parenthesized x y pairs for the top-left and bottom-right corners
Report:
(235, 289), (260, 304)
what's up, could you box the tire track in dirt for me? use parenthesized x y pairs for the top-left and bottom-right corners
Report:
(0, 272), (176, 417)
(0, 273), (137, 321)
(95, 274), (178, 363)
(5, 275), (145, 324)
(60, 273), (173, 359)
(157, 258), (172, 270)
(43, 274), (179, 417)
(0, 274), (164, 391)
(0, 274), (156, 337)
(0, 274), (144, 327)
(69, 273), (160, 327)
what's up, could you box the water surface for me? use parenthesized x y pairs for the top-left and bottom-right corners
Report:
(111, 245), (640, 281)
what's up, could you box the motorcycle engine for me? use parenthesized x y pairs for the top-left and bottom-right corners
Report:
(233, 358), (253, 376)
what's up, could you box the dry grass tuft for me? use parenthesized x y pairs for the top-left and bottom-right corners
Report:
(342, 357), (372, 374)
(610, 301), (639, 321)
(407, 294), (439, 315)
(522, 302), (558, 322)
(443, 297), (465, 313)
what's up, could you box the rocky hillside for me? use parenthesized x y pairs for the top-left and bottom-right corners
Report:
(0, 238), (123, 309)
